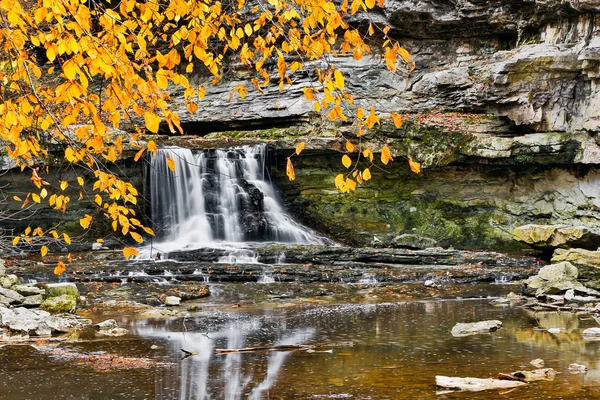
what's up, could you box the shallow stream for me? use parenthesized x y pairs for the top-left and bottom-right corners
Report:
(1, 283), (599, 399)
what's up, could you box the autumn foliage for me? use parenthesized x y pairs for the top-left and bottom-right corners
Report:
(0, 0), (417, 262)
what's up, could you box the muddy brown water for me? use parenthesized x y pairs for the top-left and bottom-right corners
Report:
(0, 283), (599, 399)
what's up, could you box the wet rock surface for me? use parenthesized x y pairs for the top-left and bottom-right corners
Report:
(451, 320), (503, 337)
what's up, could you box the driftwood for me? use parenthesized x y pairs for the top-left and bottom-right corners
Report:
(498, 368), (556, 382)
(435, 376), (527, 392)
(215, 344), (315, 354)
(215, 341), (354, 355)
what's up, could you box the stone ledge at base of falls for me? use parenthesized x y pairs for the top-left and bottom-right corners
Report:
(11, 245), (542, 285)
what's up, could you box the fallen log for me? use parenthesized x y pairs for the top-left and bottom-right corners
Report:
(215, 344), (315, 354)
(435, 376), (528, 392)
(498, 368), (556, 382)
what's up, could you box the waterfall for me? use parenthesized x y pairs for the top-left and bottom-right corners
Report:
(147, 145), (323, 253)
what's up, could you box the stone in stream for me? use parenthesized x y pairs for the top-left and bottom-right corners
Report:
(45, 314), (92, 333)
(537, 262), (578, 281)
(0, 274), (19, 289)
(0, 287), (25, 304)
(44, 283), (80, 300)
(582, 328), (600, 337)
(451, 320), (502, 337)
(13, 285), (43, 296)
(164, 296), (181, 306)
(40, 294), (77, 313)
(21, 295), (43, 307)
(530, 359), (544, 368)
(568, 363), (588, 372)
(435, 376), (527, 392)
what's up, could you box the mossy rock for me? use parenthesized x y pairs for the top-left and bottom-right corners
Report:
(45, 283), (80, 300)
(40, 295), (77, 314)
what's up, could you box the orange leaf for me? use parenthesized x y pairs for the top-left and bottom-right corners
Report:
(54, 261), (66, 276)
(381, 145), (394, 165)
(295, 142), (306, 155)
(408, 159), (421, 174)
(346, 141), (355, 152)
(390, 113), (403, 128)
(286, 158), (295, 181)
(166, 156), (176, 172)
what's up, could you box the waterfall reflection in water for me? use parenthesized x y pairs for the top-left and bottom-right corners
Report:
(135, 318), (314, 400)
(141, 145), (325, 259)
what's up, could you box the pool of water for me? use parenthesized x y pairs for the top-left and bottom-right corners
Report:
(1, 289), (599, 399)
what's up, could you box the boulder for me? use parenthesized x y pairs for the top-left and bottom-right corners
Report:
(13, 285), (42, 296)
(0, 274), (19, 289)
(40, 295), (77, 313)
(552, 249), (600, 280)
(164, 296), (181, 306)
(538, 262), (578, 281)
(94, 319), (118, 331)
(391, 234), (439, 250)
(0, 287), (25, 304)
(45, 314), (92, 333)
(451, 320), (502, 337)
(21, 295), (43, 307)
(44, 283), (80, 300)
(0, 307), (51, 336)
(514, 225), (600, 250)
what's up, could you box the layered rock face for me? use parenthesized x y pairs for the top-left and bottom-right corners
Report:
(185, 0), (600, 250)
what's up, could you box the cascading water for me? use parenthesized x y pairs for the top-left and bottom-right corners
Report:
(144, 144), (324, 256)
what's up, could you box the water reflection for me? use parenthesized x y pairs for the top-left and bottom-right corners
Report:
(2, 299), (600, 399)
(135, 316), (314, 399)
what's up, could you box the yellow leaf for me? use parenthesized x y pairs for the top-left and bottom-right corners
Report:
(63, 60), (76, 80)
(54, 261), (66, 276)
(144, 112), (161, 133)
(80, 214), (92, 229)
(244, 23), (253, 36)
(41, 246), (48, 257)
(77, 176), (84, 186)
(166, 156), (176, 172)
(342, 154), (352, 169)
(60, 181), (68, 191)
(363, 148), (374, 162)
(97, 239), (104, 243)
(47, 46), (56, 62)
(12, 236), (20, 246)
(13, 196), (21, 201)
(363, 168), (372, 180)
(40, 188), (48, 199)
(286, 157), (295, 181)
(346, 141), (355, 152)
(408, 159), (421, 174)
(398, 47), (410, 63)
(130, 231), (144, 243)
(123, 247), (139, 259)
(381, 145), (394, 165)
(295, 142), (306, 155)
(365, 107), (380, 128)
(198, 85), (206, 99)
(65, 148), (76, 163)
(368, 24), (375, 36)
(356, 108), (365, 119)
(31, 193), (41, 203)
(63, 233), (71, 244)
(313, 102), (321, 112)
(95, 194), (102, 206)
(390, 113), (403, 128)
(334, 70), (344, 90)
(147, 140), (157, 156)
(334, 173), (345, 189)
(345, 178), (357, 191)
